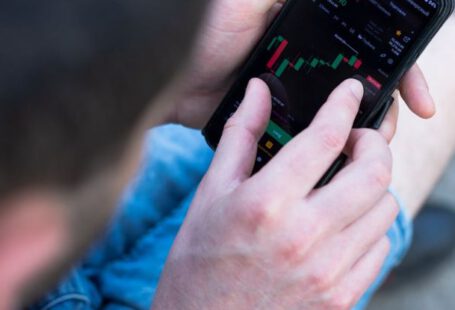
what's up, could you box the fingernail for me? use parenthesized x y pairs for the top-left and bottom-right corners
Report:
(245, 79), (257, 97)
(349, 79), (364, 102)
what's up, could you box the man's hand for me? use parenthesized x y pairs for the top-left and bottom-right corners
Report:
(153, 79), (397, 309)
(166, 0), (435, 128)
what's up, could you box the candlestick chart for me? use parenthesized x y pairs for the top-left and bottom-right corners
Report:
(266, 36), (363, 78)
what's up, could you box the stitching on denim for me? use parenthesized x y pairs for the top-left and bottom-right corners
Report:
(40, 294), (91, 310)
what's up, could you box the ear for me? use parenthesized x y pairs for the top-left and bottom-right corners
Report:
(0, 192), (66, 307)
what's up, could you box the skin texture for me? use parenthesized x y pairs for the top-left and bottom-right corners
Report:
(151, 2), (442, 308)
(153, 79), (397, 309)
(0, 1), (442, 309)
(391, 16), (455, 217)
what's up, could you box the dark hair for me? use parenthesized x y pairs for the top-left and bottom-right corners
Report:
(0, 0), (208, 195)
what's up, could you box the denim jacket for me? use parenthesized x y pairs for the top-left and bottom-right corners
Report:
(29, 125), (412, 310)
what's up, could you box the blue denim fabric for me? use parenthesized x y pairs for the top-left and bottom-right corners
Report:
(353, 189), (413, 310)
(28, 269), (101, 310)
(30, 125), (412, 310)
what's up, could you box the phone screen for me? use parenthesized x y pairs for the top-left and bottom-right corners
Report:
(205, 0), (439, 169)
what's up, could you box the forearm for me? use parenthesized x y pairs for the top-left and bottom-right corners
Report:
(391, 16), (455, 217)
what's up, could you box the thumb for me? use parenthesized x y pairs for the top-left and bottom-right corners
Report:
(205, 78), (272, 192)
(249, 0), (287, 15)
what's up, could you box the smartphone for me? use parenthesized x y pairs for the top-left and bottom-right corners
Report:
(203, 0), (454, 182)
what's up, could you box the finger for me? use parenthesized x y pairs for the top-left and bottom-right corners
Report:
(270, 145), (393, 261)
(301, 193), (398, 288)
(377, 93), (399, 143)
(399, 64), (435, 119)
(267, 1), (286, 26)
(308, 129), (392, 228)
(205, 79), (271, 191)
(336, 192), (398, 264)
(252, 79), (364, 198)
(253, 0), (287, 15)
(289, 192), (397, 288)
(327, 237), (390, 310)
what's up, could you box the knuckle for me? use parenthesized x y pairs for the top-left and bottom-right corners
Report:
(223, 115), (239, 131)
(363, 130), (392, 156)
(318, 126), (346, 154)
(367, 129), (390, 148)
(361, 128), (378, 139)
(277, 234), (310, 263)
(240, 197), (277, 230)
(223, 117), (256, 146)
(277, 210), (325, 262)
(307, 269), (334, 293)
(365, 160), (392, 189)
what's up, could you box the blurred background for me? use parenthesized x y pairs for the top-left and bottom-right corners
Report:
(368, 156), (455, 309)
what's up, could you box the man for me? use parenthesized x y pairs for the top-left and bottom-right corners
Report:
(0, 0), (451, 309)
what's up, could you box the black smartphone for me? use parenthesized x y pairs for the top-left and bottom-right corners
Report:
(203, 0), (454, 181)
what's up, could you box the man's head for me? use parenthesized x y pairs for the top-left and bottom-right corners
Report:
(0, 0), (208, 306)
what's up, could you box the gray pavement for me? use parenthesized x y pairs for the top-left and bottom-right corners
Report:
(368, 157), (455, 310)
